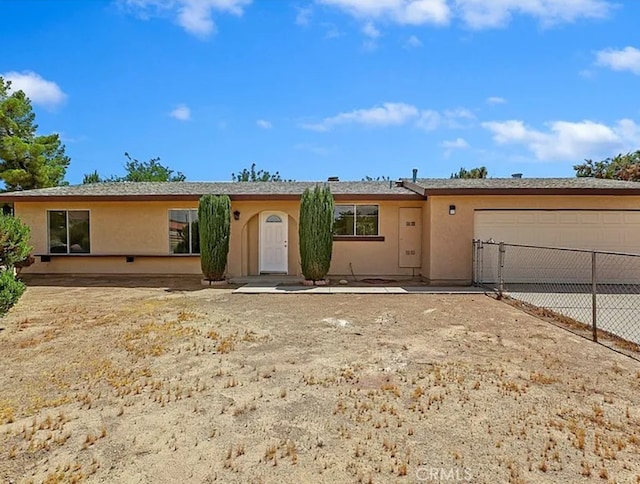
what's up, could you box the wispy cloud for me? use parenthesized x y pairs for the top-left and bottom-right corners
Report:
(2, 71), (67, 108)
(293, 142), (333, 156)
(482, 118), (640, 161)
(170, 104), (191, 120)
(404, 35), (422, 48)
(256, 119), (273, 129)
(317, 0), (613, 29)
(456, 0), (612, 29)
(303, 102), (475, 132)
(120, 0), (251, 38)
(442, 137), (469, 149)
(362, 21), (380, 38)
(442, 137), (469, 158)
(595, 46), (640, 75)
(303, 102), (419, 131)
(486, 96), (507, 105)
(317, 0), (450, 26)
(295, 5), (312, 26)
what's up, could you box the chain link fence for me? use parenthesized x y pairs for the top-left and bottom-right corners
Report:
(472, 240), (640, 357)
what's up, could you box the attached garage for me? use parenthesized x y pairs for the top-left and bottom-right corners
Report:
(474, 209), (640, 284)
(474, 209), (640, 253)
(403, 177), (640, 285)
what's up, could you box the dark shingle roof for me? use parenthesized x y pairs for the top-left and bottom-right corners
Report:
(3, 178), (639, 201)
(405, 177), (640, 195)
(0, 181), (417, 200)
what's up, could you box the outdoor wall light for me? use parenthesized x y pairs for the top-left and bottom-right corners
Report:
(449, 205), (456, 215)
(233, 210), (241, 221)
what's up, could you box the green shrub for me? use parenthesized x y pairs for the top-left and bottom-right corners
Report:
(0, 270), (25, 315)
(198, 194), (231, 281)
(0, 213), (32, 269)
(299, 185), (334, 281)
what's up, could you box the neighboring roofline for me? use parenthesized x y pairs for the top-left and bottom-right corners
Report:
(418, 188), (640, 196)
(4, 193), (425, 203)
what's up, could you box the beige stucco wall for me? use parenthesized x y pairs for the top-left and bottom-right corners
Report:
(427, 195), (640, 285)
(329, 200), (424, 278)
(16, 194), (640, 282)
(14, 199), (423, 278)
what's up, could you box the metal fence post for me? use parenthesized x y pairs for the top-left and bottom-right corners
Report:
(498, 242), (505, 297)
(478, 240), (484, 286)
(471, 240), (476, 286)
(591, 251), (598, 343)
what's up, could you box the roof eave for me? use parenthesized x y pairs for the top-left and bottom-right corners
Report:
(423, 188), (640, 196)
(4, 193), (424, 203)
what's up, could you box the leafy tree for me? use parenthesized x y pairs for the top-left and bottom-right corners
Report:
(574, 151), (640, 181)
(198, 195), (230, 281)
(361, 175), (391, 181)
(299, 185), (334, 282)
(0, 213), (32, 269)
(82, 170), (101, 184)
(450, 166), (488, 179)
(0, 77), (70, 190)
(0, 270), (25, 315)
(0, 213), (31, 315)
(232, 163), (283, 182)
(82, 152), (186, 183)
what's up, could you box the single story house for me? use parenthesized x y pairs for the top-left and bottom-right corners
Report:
(1, 177), (640, 285)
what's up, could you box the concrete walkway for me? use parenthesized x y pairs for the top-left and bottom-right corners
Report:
(233, 284), (486, 294)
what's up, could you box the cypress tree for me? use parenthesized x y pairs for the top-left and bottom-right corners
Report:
(198, 194), (231, 281)
(299, 185), (334, 281)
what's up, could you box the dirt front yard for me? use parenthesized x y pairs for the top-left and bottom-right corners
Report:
(1, 277), (639, 483)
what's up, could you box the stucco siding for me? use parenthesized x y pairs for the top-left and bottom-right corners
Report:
(427, 195), (640, 284)
(329, 200), (423, 278)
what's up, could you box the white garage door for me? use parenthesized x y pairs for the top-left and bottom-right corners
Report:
(474, 210), (640, 284)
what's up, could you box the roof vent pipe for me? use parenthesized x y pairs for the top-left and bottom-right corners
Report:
(412, 168), (418, 182)
(511, 173), (523, 178)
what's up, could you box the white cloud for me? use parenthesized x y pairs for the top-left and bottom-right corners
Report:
(323, 23), (342, 38)
(595, 46), (640, 75)
(482, 118), (640, 161)
(121, 0), (251, 38)
(2, 71), (67, 108)
(486, 96), (507, 105)
(170, 104), (191, 120)
(256, 119), (273, 129)
(404, 35), (422, 48)
(416, 110), (441, 130)
(303, 102), (419, 131)
(295, 6), (312, 26)
(454, 0), (612, 29)
(317, 0), (450, 25)
(317, 0), (613, 29)
(442, 137), (469, 149)
(362, 21), (380, 38)
(303, 102), (475, 132)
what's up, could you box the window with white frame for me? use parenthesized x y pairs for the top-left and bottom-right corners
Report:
(48, 210), (91, 253)
(169, 209), (200, 254)
(333, 204), (379, 236)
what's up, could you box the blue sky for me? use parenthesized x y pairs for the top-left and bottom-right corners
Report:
(2, 0), (640, 183)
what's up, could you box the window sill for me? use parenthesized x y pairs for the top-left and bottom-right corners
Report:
(333, 236), (385, 242)
(36, 253), (201, 262)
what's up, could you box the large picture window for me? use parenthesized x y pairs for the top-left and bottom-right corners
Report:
(169, 209), (199, 254)
(334, 204), (379, 236)
(48, 210), (91, 253)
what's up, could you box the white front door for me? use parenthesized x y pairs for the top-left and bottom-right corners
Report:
(260, 211), (288, 273)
